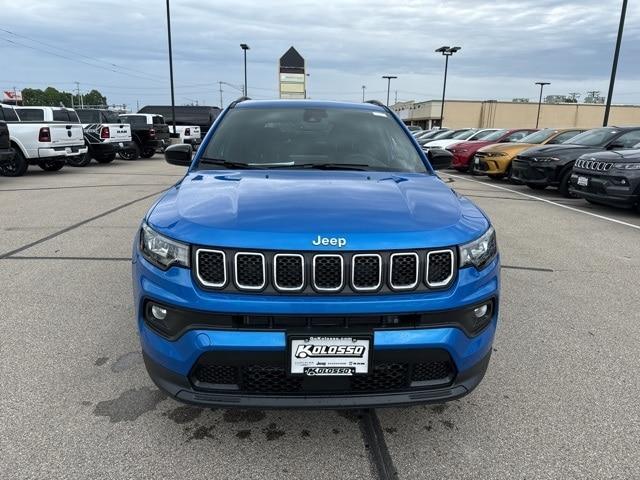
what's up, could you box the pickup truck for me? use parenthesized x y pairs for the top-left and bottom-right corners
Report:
(138, 105), (220, 136)
(118, 113), (170, 159)
(174, 125), (201, 147)
(133, 99), (500, 408)
(0, 105), (87, 176)
(74, 109), (136, 166)
(0, 116), (14, 169)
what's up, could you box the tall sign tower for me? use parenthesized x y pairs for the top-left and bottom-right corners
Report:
(279, 47), (306, 99)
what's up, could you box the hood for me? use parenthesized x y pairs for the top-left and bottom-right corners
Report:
(517, 144), (603, 159)
(425, 139), (462, 148)
(478, 142), (536, 155)
(448, 139), (496, 153)
(578, 148), (640, 162)
(147, 170), (489, 250)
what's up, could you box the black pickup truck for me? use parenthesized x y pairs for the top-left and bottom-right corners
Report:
(0, 114), (15, 170)
(118, 114), (170, 159)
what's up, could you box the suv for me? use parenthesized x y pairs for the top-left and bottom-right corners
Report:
(569, 147), (640, 211)
(512, 127), (640, 196)
(118, 114), (170, 159)
(133, 100), (500, 408)
(74, 109), (135, 166)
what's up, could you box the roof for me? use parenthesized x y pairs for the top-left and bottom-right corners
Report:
(235, 99), (384, 111)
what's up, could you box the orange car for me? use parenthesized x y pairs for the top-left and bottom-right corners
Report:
(472, 128), (585, 180)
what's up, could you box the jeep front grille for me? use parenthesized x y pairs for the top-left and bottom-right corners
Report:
(194, 247), (456, 294)
(574, 158), (614, 172)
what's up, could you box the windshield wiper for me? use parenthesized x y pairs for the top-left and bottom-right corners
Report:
(285, 163), (371, 171)
(198, 158), (255, 169)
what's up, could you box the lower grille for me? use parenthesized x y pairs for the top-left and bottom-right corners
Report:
(191, 360), (454, 394)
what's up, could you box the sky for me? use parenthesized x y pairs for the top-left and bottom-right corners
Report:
(1, 0), (639, 110)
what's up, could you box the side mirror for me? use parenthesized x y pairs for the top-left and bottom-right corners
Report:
(165, 143), (192, 166)
(607, 142), (625, 150)
(427, 149), (452, 170)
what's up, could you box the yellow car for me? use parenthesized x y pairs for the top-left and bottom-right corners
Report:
(472, 128), (585, 180)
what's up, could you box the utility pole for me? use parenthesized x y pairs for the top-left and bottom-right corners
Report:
(604, 0), (627, 126)
(535, 82), (550, 128)
(218, 81), (224, 108)
(382, 75), (397, 106)
(394, 90), (398, 104)
(587, 90), (601, 99)
(166, 0), (177, 135)
(136, 99), (139, 112)
(361, 85), (366, 102)
(74, 81), (84, 109)
(568, 92), (581, 102)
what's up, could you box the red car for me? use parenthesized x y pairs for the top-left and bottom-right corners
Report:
(447, 128), (537, 172)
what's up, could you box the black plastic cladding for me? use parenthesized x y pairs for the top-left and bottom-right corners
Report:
(192, 247), (458, 295)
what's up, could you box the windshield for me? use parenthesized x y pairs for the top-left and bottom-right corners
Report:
(451, 129), (476, 139)
(102, 111), (121, 123)
(518, 129), (557, 144)
(566, 128), (618, 147)
(481, 129), (508, 141)
(468, 130), (496, 141)
(200, 107), (427, 173)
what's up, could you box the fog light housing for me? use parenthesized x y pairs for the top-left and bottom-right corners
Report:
(151, 305), (167, 320)
(474, 304), (488, 318)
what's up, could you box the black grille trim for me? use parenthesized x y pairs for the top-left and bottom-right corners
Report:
(195, 249), (227, 288)
(351, 254), (382, 291)
(234, 252), (266, 291)
(273, 253), (305, 292)
(426, 249), (455, 288)
(389, 252), (419, 290)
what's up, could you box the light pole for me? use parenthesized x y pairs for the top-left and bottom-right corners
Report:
(435, 46), (461, 127)
(240, 43), (250, 96)
(603, 0), (627, 126)
(382, 75), (397, 106)
(165, 0), (177, 135)
(535, 81), (550, 128)
(361, 85), (366, 102)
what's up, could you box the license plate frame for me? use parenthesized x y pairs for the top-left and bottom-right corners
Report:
(577, 176), (589, 187)
(288, 336), (371, 376)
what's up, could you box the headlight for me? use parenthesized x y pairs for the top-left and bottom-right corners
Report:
(486, 152), (507, 157)
(140, 222), (190, 269)
(532, 157), (560, 163)
(459, 226), (498, 270)
(613, 162), (640, 170)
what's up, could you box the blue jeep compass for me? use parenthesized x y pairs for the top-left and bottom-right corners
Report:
(132, 99), (500, 408)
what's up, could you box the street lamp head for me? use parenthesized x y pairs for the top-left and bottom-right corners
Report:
(448, 46), (461, 53)
(435, 46), (450, 53)
(535, 81), (550, 86)
(240, 43), (250, 50)
(382, 75), (397, 80)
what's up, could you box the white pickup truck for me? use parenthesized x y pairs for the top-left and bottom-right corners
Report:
(0, 105), (87, 176)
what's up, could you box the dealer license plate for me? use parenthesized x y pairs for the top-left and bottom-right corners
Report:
(290, 336), (370, 376)
(577, 176), (589, 187)
(474, 156), (480, 167)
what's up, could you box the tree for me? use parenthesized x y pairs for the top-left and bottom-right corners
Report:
(21, 86), (107, 108)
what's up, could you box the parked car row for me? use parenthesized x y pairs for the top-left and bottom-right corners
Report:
(424, 124), (640, 212)
(0, 104), (207, 177)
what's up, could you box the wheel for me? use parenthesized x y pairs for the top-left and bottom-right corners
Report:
(140, 147), (155, 158)
(559, 169), (578, 198)
(67, 149), (92, 167)
(487, 173), (505, 181)
(119, 144), (140, 160)
(95, 153), (116, 163)
(38, 160), (64, 171)
(526, 183), (547, 190)
(0, 147), (29, 176)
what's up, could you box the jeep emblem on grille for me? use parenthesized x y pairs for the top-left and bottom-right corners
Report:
(312, 235), (346, 247)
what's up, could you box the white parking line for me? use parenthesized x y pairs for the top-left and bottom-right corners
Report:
(445, 173), (640, 232)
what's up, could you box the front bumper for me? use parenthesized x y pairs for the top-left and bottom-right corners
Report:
(472, 155), (509, 175)
(450, 151), (473, 170)
(93, 140), (136, 154)
(570, 171), (640, 208)
(133, 250), (500, 408)
(0, 147), (14, 165)
(511, 159), (560, 186)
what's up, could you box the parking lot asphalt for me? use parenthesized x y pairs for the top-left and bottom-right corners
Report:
(1, 157), (639, 479)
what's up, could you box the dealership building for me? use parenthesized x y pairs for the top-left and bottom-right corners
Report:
(392, 99), (640, 130)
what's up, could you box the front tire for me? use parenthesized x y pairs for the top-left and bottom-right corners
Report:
(0, 148), (29, 177)
(559, 169), (578, 198)
(38, 160), (64, 171)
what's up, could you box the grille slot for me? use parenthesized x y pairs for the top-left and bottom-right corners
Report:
(390, 253), (419, 290)
(193, 364), (238, 385)
(352, 254), (382, 291)
(234, 252), (266, 290)
(196, 249), (226, 288)
(312, 255), (344, 292)
(411, 361), (453, 382)
(273, 254), (304, 291)
(575, 158), (613, 172)
(426, 249), (454, 287)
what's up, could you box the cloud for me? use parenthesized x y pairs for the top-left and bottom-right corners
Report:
(1, 0), (639, 108)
